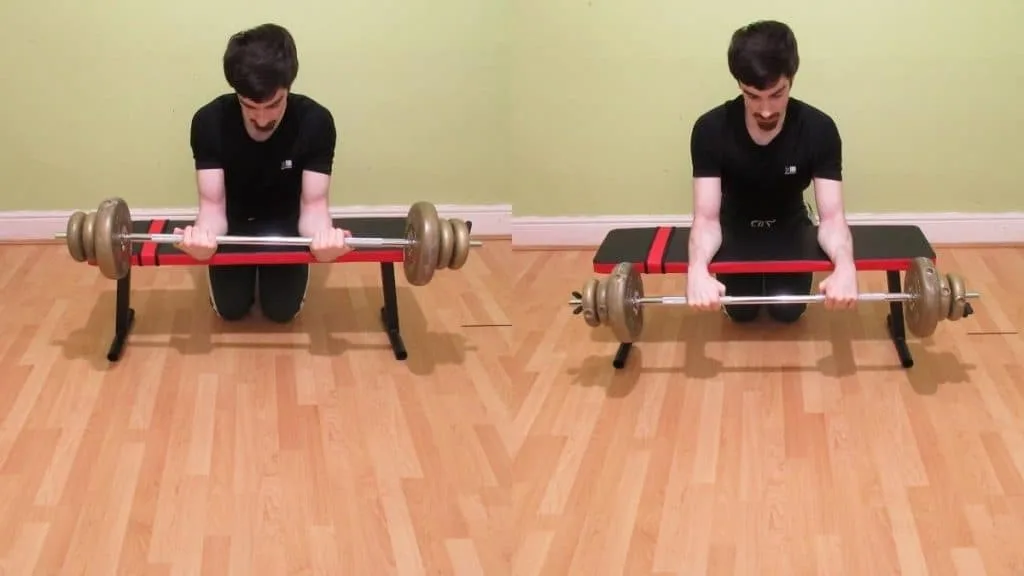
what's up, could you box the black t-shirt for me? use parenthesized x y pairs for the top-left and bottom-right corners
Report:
(690, 96), (842, 230)
(189, 92), (336, 231)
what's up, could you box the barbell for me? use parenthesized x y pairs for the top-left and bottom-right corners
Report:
(58, 197), (482, 285)
(568, 257), (979, 343)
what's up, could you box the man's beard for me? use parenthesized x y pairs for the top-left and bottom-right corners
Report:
(754, 115), (779, 131)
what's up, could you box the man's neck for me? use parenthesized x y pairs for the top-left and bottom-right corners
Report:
(746, 117), (783, 146)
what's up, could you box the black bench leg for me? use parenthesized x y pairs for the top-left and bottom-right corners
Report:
(107, 268), (136, 362)
(613, 342), (632, 369)
(885, 270), (914, 368)
(379, 262), (408, 361)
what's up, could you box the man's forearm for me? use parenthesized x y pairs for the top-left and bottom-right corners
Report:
(193, 169), (229, 235)
(298, 171), (335, 238)
(298, 204), (333, 238)
(688, 218), (722, 274)
(817, 218), (855, 270)
(194, 206), (228, 236)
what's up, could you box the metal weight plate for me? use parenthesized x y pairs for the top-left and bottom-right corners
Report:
(93, 197), (133, 280)
(403, 201), (441, 286)
(65, 211), (87, 262)
(436, 218), (454, 270)
(605, 262), (645, 343)
(448, 218), (471, 270)
(937, 273), (952, 322)
(594, 275), (609, 326)
(946, 273), (968, 321)
(903, 257), (943, 338)
(580, 278), (600, 327)
(82, 210), (97, 264)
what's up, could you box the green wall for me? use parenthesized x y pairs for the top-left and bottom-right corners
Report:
(2, 1), (1020, 217)
(0, 1), (507, 211)
(508, 1), (1024, 216)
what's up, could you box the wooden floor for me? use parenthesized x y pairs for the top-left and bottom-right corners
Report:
(1, 241), (1023, 575)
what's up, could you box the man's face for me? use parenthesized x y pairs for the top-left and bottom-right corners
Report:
(238, 88), (288, 141)
(739, 76), (791, 133)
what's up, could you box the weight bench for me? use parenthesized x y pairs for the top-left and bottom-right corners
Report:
(98, 215), (471, 363)
(591, 224), (937, 369)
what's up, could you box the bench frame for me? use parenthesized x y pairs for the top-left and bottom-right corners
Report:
(99, 218), (473, 363)
(592, 224), (934, 371)
(105, 262), (408, 362)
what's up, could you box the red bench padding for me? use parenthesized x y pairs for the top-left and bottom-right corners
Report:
(592, 224), (936, 274)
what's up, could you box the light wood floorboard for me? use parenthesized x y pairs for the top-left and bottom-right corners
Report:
(0, 240), (513, 575)
(510, 245), (1024, 575)
(1, 241), (1023, 574)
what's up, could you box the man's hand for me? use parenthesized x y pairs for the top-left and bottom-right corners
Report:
(174, 226), (218, 261)
(818, 264), (858, 310)
(310, 227), (353, 262)
(687, 269), (727, 311)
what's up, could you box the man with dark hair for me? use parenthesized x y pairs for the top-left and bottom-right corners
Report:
(176, 23), (351, 323)
(685, 20), (858, 323)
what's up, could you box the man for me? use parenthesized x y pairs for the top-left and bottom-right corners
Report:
(177, 23), (351, 323)
(685, 20), (859, 323)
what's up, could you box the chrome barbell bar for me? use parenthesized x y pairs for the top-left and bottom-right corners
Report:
(54, 231), (483, 249)
(568, 291), (980, 307)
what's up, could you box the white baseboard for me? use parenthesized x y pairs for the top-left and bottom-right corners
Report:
(512, 212), (1024, 247)
(0, 204), (513, 241)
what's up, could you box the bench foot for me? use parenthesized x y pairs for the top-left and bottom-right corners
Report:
(107, 269), (136, 362)
(885, 270), (914, 368)
(379, 262), (408, 361)
(887, 314), (914, 368)
(613, 342), (632, 369)
(380, 306), (408, 360)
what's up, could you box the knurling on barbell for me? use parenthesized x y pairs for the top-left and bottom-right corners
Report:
(61, 196), (478, 285)
(570, 258), (979, 343)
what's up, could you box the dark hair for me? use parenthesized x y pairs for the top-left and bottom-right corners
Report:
(727, 20), (799, 90)
(223, 23), (299, 102)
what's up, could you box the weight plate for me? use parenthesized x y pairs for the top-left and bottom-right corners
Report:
(93, 197), (133, 280)
(903, 257), (942, 338)
(403, 201), (441, 286)
(82, 210), (97, 264)
(938, 272), (952, 322)
(606, 262), (645, 343)
(436, 218), (453, 270)
(65, 211), (87, 262)
(580, 278), (600, 327)
(594, 275), (609, 326)
(448, 218), (471, 270)
(946, 273), (968, 321)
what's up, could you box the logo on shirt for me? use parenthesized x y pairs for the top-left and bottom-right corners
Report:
(281, 159), (293, 170)
(783, 165), (797, 175)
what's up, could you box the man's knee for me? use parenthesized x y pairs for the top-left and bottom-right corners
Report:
(718, 272), (762, 323)
(767, 303), (806, 323)
(208, 266), (256, 321)
(261, 298), (302, 323)
(257, 264), (308, 323)
(724, 304), (760, 323)
(213, 300), (253, 321)
(763, 271), (812, 323)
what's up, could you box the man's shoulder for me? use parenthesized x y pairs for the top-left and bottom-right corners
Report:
(693, 96), (738, 129)
(789, 98), (838, 132)
(288, 93), (334, 125)
(690, 96), (744, 147)
(194, 93), (236, 117)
